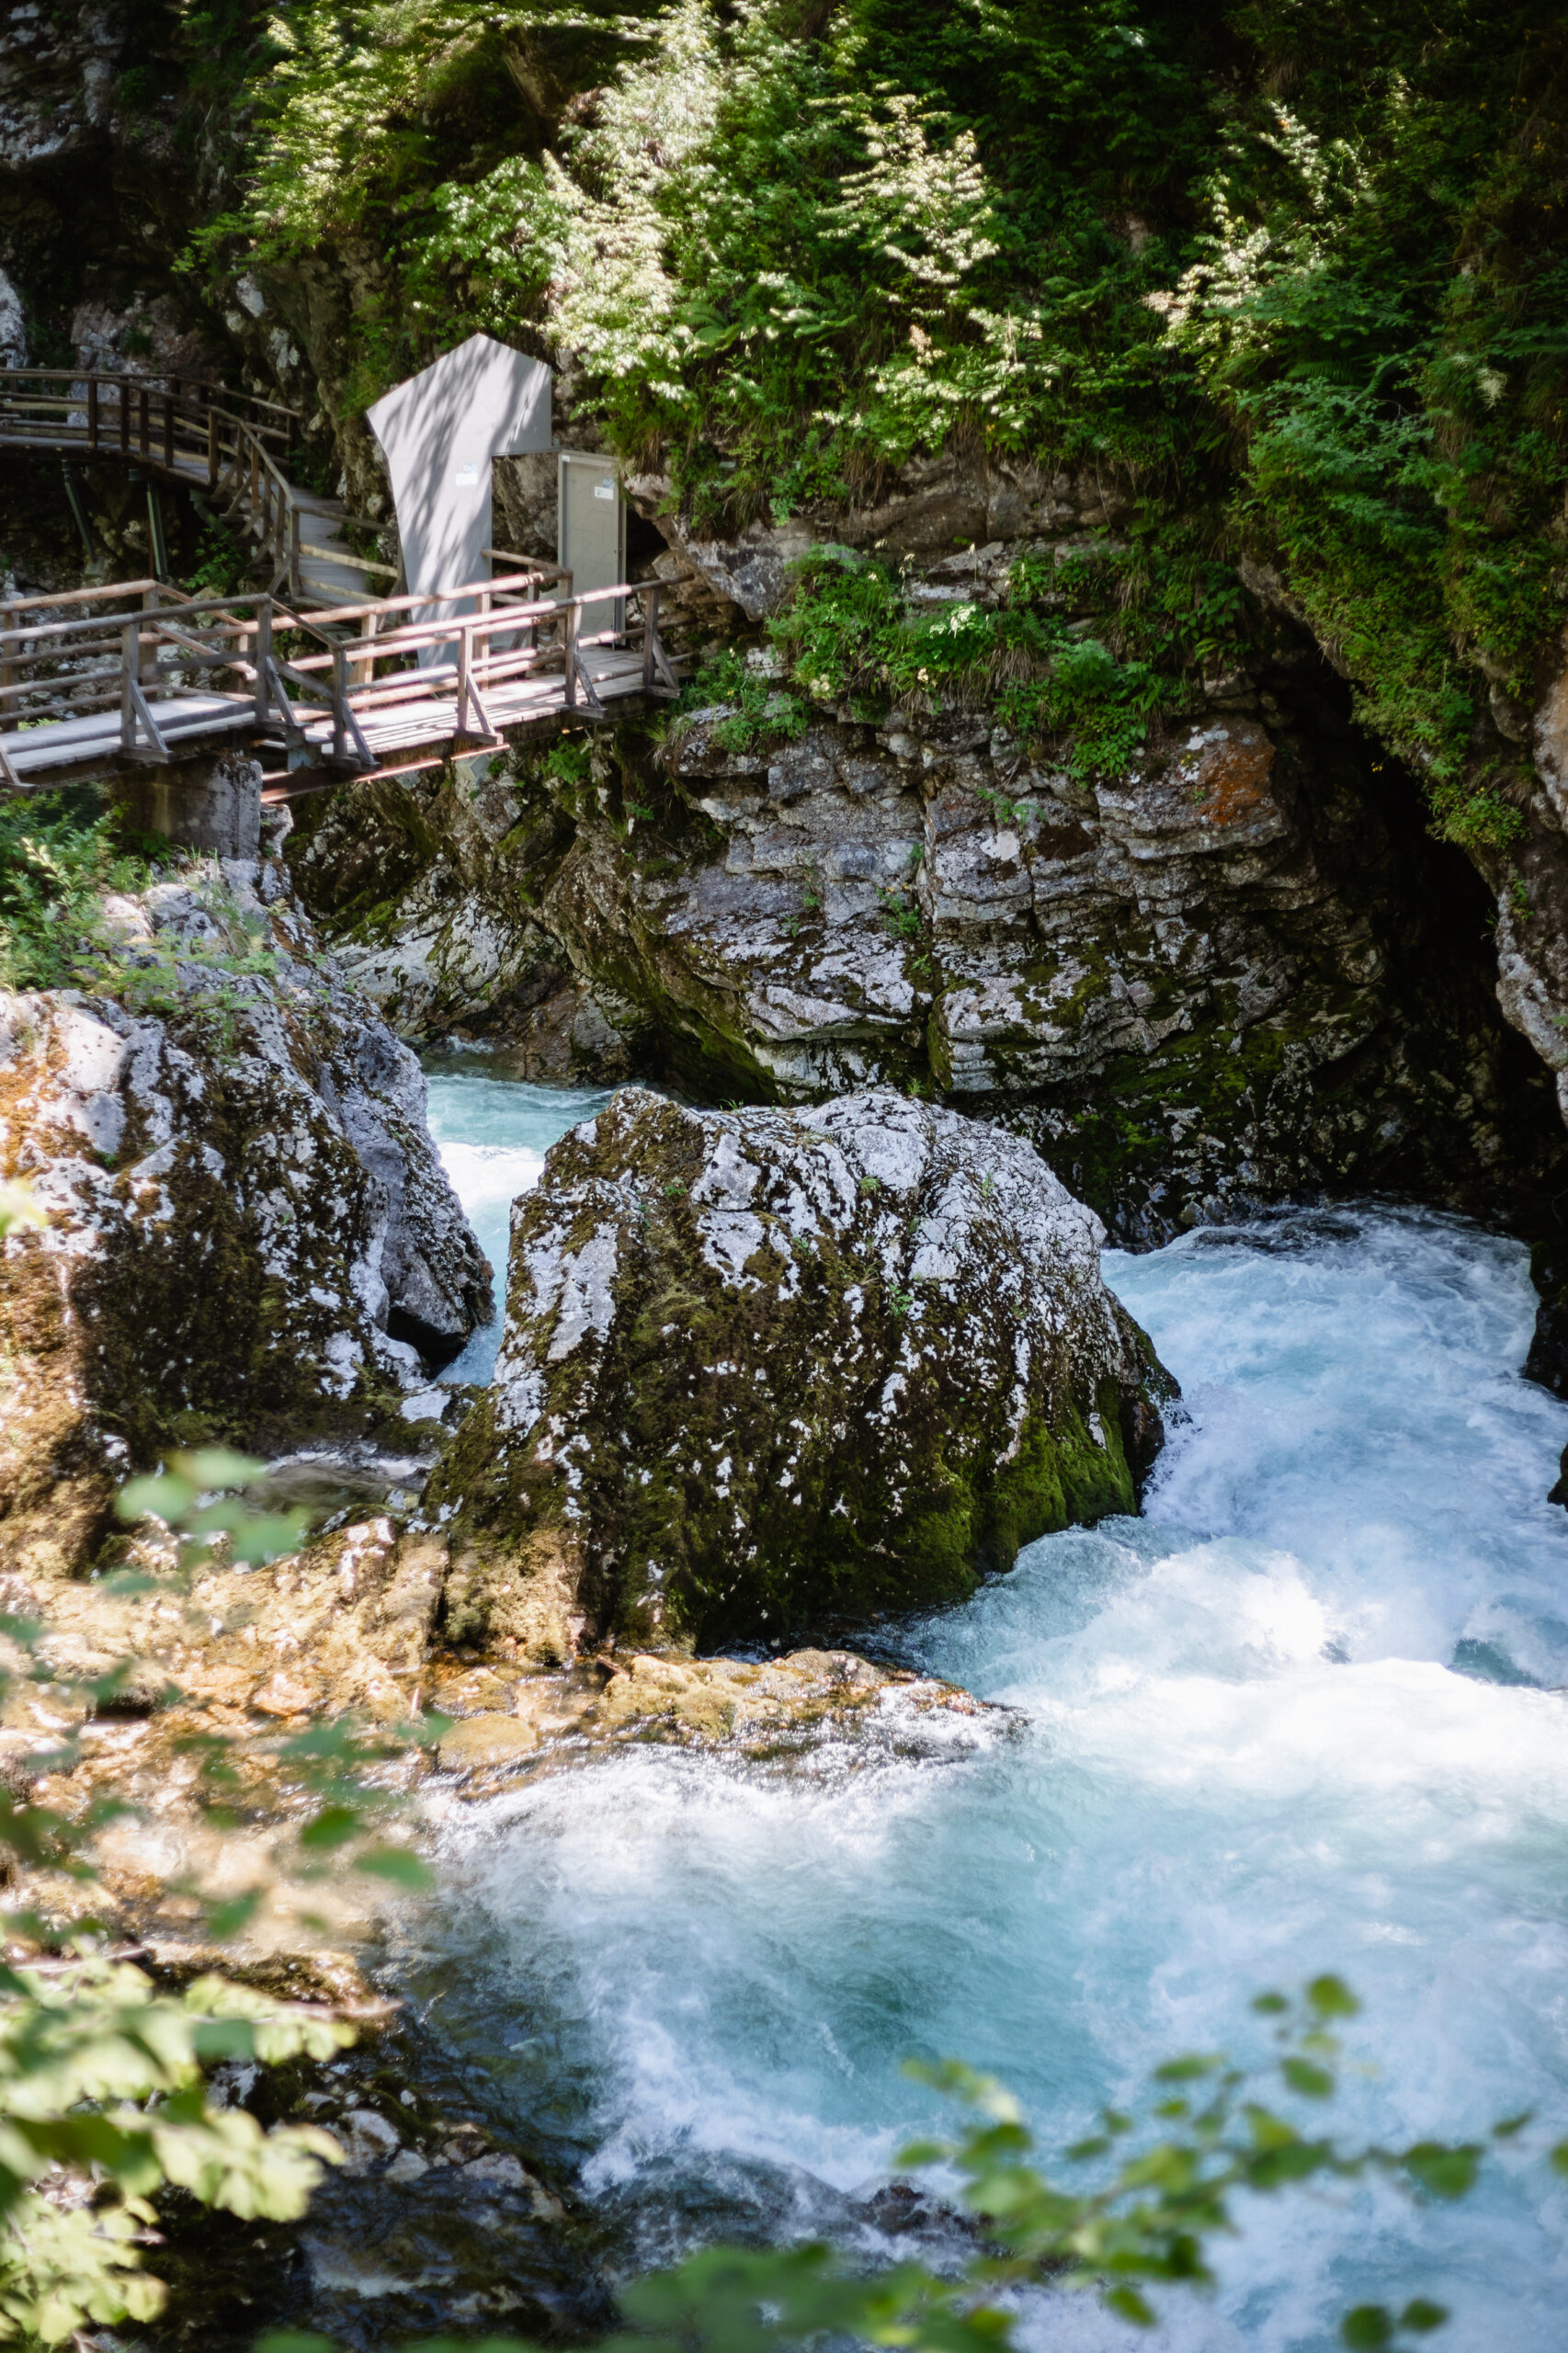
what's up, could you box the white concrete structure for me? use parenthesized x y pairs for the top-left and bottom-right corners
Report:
(367, 335), (552, 614)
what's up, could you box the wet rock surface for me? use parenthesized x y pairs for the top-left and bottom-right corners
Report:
(0, 1514), (1002, 2348)
(0, 857), (489, 1576)
(428, 1084), (1174, 1655)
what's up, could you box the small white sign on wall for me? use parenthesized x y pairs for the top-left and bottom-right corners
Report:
(453, 461), (479, 486)
(593, 479), (614, 501)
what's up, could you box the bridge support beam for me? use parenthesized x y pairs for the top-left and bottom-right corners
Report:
(112, 751), (262, 858)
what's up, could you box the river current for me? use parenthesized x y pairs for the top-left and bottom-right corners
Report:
(415, 1064), (1568, 2349)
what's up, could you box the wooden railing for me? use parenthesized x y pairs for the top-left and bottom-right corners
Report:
(0, 565), (682, 787)
(0, 369), (393, 607)
(0, 368), (295, 458)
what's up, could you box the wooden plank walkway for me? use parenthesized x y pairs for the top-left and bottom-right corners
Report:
(0, 367), (392, 608)
(0, 365), (692, 794)
(0, 573), (684, 793)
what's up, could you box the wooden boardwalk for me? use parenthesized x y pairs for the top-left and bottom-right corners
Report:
(0, 364), (690, 792)
(0, 571), (684, 795)
(0, 366), (388, 607)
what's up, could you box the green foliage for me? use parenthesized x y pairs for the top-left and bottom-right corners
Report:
(197, 2), (1568, 843)
(184, 516), (254, 599)
(0, 1445), (439, 2341)
(0, 795), (153, 993)
(767, 547), (1173, 780)
(681, 647), (808, 752)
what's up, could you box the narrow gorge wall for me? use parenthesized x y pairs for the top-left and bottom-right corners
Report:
(285, 523), (1568, 1245)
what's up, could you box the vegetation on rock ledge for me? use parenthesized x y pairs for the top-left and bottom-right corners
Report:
(174, 0), (1568, 851)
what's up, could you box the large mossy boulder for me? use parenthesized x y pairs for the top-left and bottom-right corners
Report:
(0, 858), (490, 1577)
(430, 1086), (1176, 1656)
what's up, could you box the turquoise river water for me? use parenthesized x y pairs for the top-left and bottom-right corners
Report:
(416, 1063), (1568, 2350)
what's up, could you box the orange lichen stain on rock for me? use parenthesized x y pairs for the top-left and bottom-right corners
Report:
(1195, 722), (1278, 825)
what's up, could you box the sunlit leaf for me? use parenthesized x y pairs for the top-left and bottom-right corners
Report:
(177, 1448), (268, 1489)
(1280, 2058), (1335, 2098)
(1341, 2307), (1393, 2349)
(116, 1473), (195, 1525)
(1403, 2143), (1480, 2200)
(356, 1845), (435, 1889)
(1399, 2300), (1449, 2334)
(1306, 1975), (1360, 2019)
(299, 1805), (363, 1852)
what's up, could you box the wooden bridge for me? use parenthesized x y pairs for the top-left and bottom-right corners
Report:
(0, 365), (391, 607)
(0, 367), (689, 798)
(0, 569), (683, 796)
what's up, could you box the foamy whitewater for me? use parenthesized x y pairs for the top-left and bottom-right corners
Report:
(420, 1072), (1568, 2349)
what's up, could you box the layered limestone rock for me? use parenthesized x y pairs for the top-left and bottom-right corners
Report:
(289, 615), (1567, 1237)
(0, 857), (489, 1577)
(427, 1085), (1175, 1656)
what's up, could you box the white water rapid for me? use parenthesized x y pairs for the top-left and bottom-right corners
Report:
(421, 1070), (1568, 2350)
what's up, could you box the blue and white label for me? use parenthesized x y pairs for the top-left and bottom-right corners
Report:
(454, 461), (479, 486)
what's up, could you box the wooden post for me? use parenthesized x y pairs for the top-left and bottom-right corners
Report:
(118, 381), (129, 456)
(119, 619), (138, 752)
(563, 600), (578, 709)
(0, 601), (15, 734)
(249, 436), (260, 523)
(138, 384), (149, 460)
(87, 379), (99, 454)
(457, 619), (472, 731)
(289, 504), (301, 600)
(208, 406), (218, 491)
(254, 598), (272, 726)
(140, 586), (158, 690)
(333, 640), (350, 764)
(163, 392), (175, 469)
(642, 584), (660, 690)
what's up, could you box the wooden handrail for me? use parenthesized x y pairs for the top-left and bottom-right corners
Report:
(0, 554), (683, 765)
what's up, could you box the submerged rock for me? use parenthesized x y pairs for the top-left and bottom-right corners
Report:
(0, 858), (490, 1576)
(429, 1646), (1006, 1790)
(429, 1085), (1176, 1654)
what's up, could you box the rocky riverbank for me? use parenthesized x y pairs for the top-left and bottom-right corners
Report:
(0, 847), (490, 1577)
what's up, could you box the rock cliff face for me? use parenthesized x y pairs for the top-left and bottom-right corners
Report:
(288, 608), (1568, 1241)
(427, 1086), (1175, 1657)
(0, 855), (489, 1577)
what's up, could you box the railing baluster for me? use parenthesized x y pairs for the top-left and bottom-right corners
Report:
(163, 392), (175, 468)
(138, 383), (149, 460)
(119, 619), (137, 753)
(208, 406), (218, 490)
(563, 601), (579, 709)
(87, 379), (98, 453)
(118, 381), (129, 456)
(254, 597), (272, 725)
(642, 584), (659, 690)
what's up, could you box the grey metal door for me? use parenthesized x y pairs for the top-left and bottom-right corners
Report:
(558, 451), (625, 635)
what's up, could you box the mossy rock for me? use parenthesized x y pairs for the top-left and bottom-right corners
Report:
(429, 1086), (1176, 1654)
